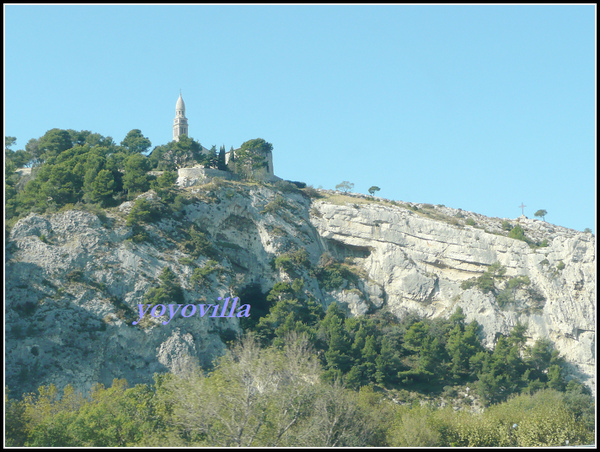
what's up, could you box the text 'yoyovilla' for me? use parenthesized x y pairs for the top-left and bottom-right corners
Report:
(132, 297), (250, 325)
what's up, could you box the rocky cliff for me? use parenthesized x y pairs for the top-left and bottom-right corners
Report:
(5, 181), (595, 397)
(311, 196), (595, 389)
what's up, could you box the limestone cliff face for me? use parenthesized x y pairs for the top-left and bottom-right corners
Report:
(5, 185), (595, 397)
(310, 198), (595, 390)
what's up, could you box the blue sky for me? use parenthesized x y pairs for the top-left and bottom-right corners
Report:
(4, 5), (596, 232)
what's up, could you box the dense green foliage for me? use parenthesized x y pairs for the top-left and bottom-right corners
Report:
(230, 138), (272, 180)
(217, 145), (227, 171)
(4, 128), (235, 228)
(148, 135), (210, 171)
(508, 224), (528, 242)
(190, 260), (222, 287)
(368, 185), (380, 196)
(261, 194), (290, 214)
(179, 225), (218, 259)
(273, 248), (310, 275)
(534, 209), (547, 221)
(6, 330), (594, 447)
(4, 128), (182, 223)
(123, 153), (151, 195)
(311, 259), (360, 291)
(120, 129), (152, 154)
(242, 277), (580, 410)
(460, 261), (506, 294)
(4, 130), (594, 447)
(143, 267), (185, 309)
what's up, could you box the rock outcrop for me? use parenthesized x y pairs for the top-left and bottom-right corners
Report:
(5, 184), (595, 397)
(176, 166), (237, 188)
(310, 197), (595, 390)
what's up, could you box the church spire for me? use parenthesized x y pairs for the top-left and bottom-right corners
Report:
(173, 92), (188, 141)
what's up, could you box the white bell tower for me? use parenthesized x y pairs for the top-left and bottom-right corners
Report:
(173, 91), (188, 141)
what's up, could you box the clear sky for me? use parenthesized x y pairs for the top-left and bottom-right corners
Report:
(4, 4), (596, 232)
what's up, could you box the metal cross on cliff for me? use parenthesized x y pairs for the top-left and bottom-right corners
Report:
(519, 202), (526, 216)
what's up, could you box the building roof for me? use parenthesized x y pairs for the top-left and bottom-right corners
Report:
(176, 94), (185, 114)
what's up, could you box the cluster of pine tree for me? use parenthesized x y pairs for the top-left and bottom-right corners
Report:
(251, 280), (578, 406)
(5, 330), (594, 447)
(4, 129), (221, 223)
(8, 280), (593, 447)
(4, 131), (595, 447)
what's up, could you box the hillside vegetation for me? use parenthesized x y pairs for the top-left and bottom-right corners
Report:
(4, 130), (595, 447)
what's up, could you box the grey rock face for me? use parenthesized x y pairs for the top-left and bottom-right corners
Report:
(6, 208), (232, 397)
(157, 329), (200, 375)
(310, 197), (595, 391)
(5, 187), (595, 397)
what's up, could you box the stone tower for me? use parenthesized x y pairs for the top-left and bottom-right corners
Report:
(173, 92), (188, 142)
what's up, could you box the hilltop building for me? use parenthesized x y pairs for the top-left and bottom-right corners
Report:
(172, 92), (277, 184)
(173, 92), (188, 142)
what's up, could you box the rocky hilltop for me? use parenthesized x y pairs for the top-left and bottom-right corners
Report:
(5, 180), (595, 397)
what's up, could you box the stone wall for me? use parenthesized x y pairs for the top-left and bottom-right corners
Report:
(176, 167), (237, 187)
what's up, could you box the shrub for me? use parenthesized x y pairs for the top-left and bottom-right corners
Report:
(508, 225), (528, 243)
(533, 239), (549, 248)
(301, 185), (323, 199)
(275, 180), (303, 192)
(556, 261), (565, 271)
(126, 198), (159, 227)
(274, 249), (310, 274)
(314, 265), (345, 291)
(507, 275), (530, 290)
(496, 275), (535, 310)
(143, 267), (184, 308)
(152, 171), (177, 189)
(442, 385), (458, 399)
(496, 289), (513, 308)
(388, 405), (442, 447)
(178, 257), (196, 267)
(460, 262), (506, 294)
(261, 195), (289, 214)
(191, 260), (220, 286)
(466, 218), (476, 226)
(501, 220), (513, 231)
(130, 225), (150, 243)
(311, 259), (359, 292)
(11, 324), (24, 338)
(15, 300), (38, 317)
(273, 254), (293, 273)
(180, 226), (217, 258)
